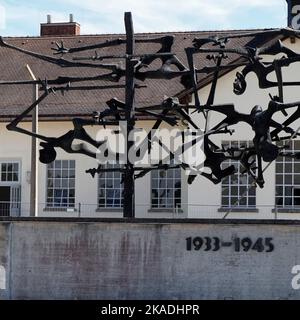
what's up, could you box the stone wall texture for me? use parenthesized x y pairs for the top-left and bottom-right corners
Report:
(0, 219), (300, 300)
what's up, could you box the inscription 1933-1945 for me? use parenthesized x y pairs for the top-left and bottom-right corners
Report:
(186, 237), (274, 253)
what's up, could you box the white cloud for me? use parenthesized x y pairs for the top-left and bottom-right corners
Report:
(62, 0), (286, 33)
(0, 0), (288, 36)
(0, 2), (69, 36)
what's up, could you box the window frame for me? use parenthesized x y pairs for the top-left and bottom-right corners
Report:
(97, 163), (124, 209)
(0, 160), (21, 185)
(275, 140), (300, 208)
(150, 165), (182, 210)
(221, 140), (256, 209)
(46, 160), (76, 209)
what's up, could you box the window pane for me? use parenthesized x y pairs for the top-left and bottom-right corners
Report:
(295, 141), (300, 150)
(231, 175), (238, 184)
(222, 187), (229, 196)
(276, 175), (283, 184)
(152, 179), (158, 188)
(238, 198), (246, 206)
(285, 175), (293, 184)
(47, 189), (53, 198)
(285, 163), (292, 173)
(151, 166), (181, 209)
(69, 170), (75, 178)
(98, 163), (123, 208)
(231, 186), (238, 196)
(239, 175), (247, 185)
(47, 160), (76, 208)
(276, 197), (283, 206)
(249, 187), (256, 196)
(62, 161), (68, 169)
(159, 171), (166, 178)
(159, 180), (166, 189)
(276, 187), (283, 196)
(248, 197), (256, 206)
(295, 163), (300, 173)
(221, 141), (256, 208)
(175, 170), (181, 179)
(222, 197), (229, 207)
(69, 179), (75, 188)
(0, 162), (20, 182)
(167, 170), (173, 179)
(55, 161), (61, 169)
(54, 171), (61, 179)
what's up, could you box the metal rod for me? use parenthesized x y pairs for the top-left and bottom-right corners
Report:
(72, 52), (176, 61)
(26, 64), (38, 218)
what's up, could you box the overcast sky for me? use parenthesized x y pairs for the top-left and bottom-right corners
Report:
(0, 0), (288, 36)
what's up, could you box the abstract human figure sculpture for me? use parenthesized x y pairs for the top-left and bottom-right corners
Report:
(38, 118), (105, 164)
(205, 99), (297, 159)
(3, 13), (300, 217)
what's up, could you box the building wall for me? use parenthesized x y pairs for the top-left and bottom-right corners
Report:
(0, 120), (188, 219)
(187, 36), (300, 220)
(1, 219), (300, 300)
(1, 37), (300, 219)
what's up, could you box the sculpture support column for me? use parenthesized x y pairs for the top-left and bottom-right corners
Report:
(123, 12), (135, 218)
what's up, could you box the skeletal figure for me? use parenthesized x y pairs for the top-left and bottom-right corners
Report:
(233, 40), (300, 96)
(5, 88), (105, 163)
(38, 118), (105, 164)
(200, 98), (300, 187)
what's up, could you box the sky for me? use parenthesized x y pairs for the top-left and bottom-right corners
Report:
(0, 0), (289, 36)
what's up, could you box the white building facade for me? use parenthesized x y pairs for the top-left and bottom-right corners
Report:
(1, 5), (300, 219)
(1, 35), (300, 220)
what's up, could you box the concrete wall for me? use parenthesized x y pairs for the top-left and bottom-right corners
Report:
(1, 218), (300, 299)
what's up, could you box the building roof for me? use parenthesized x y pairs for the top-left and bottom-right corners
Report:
(0, 29), (279, 121)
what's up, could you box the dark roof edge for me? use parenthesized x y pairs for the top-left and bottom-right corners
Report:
(2, 28), (274, 40)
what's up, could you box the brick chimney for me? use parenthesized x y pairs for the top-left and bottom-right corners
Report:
(40, 14), (80, 36)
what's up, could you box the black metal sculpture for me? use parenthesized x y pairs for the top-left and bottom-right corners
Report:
(2, 13), (300, 217)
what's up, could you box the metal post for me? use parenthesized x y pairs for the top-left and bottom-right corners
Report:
(287, 0), (292, 27)
(123, 12), (135, 218)
(78, 202), (81, 218)
(26, 64), (38, 217)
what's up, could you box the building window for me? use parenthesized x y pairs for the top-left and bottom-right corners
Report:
(276, 140), (300, 208)
(98, 164), (123, 208)
(0, 161), (21, 217)
(151, 166), (181, 209)
(221, 141), (256, 208)
(46, 160), (75, 208)
(0, 162), (20, 182)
